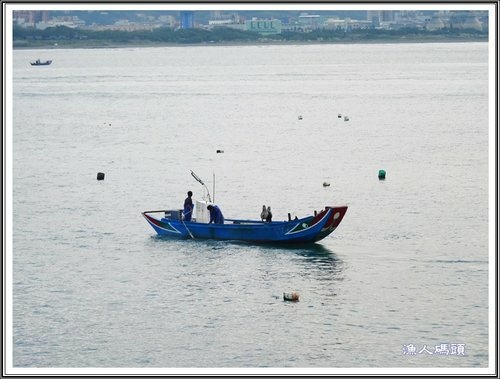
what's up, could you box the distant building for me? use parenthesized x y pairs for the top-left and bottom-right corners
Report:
(35, 15), (85, 30)
(381, 11), (395, 22)
(207, 12), (245, 31)
(449, 12), (483, 31)
(180, 11), (194, 29)
(245, 18), (281, 35)
(208, 12), (243, 24)
(367, 10), (395, 22)
(426, 15), (446, 31)
(460, 15), (483, 30)
(158, 15), (176, 28)
(211, 11), (222, 20)
(13, 10), (49, 28)
(298, 13), (322, 30)
(367, 10), (397, 28)
(324, 17), (371, 31)
(208, 19), (246, 32)
(209, 19), (233, 26)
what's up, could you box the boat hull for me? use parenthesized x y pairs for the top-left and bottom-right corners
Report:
(142, 206), (347, 244)
(30, 60), (52, 66)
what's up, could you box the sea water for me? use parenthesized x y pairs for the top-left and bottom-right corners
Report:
(9, 42), (490, 372)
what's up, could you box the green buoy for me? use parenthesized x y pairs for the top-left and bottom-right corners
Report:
(378, 170), (386, 180)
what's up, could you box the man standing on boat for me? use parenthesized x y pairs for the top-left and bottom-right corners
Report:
(183, 191), (194, 222)
(266, 206), (272, 222)
(260, 205), (268, 221)
(207, 204), (224, 224)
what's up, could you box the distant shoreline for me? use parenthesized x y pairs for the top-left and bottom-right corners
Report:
(13, 36), (488, 50)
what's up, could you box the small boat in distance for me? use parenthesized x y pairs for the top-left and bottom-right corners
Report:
(143, 202), (347, 244)
(30, 59), (52, 66)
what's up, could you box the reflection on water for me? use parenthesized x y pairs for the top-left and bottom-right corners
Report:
(249, 241), (345, 280)
(149, 235), (344, 278)
(253, 241), (333, 253)
(295, 248), (344, 281)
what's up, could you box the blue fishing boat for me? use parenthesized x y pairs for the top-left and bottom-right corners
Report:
(142, 171), (348, 244)
(142, 204), (347, 244)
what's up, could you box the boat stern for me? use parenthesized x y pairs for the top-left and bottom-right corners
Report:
(142, 212), (184, 237)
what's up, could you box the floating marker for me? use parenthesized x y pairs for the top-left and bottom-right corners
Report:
(97, 172), (105, 180)
(283, 292), (299, 302)
(298, 115), (303, 120)
(338, 113), (342, 118)
(378, 170), (386, 180)
(216, 149), (224, 153)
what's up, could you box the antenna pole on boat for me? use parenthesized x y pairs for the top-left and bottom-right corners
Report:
(190, 170), (212, 203)
(213, 172), (215, 203)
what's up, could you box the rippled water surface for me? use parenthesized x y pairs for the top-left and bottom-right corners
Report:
(10, 42), (490, 372)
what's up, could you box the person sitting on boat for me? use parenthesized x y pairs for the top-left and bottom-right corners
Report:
(183, 191), (194, 222)
(207, 204), (224, 224)
(260, 205), (268, 221)
(266, 206), (273, 222)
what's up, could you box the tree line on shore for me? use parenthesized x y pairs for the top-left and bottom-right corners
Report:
(13, 25), (488, 45)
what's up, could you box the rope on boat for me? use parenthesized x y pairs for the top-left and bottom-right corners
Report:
(181, 209), (194, 239)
